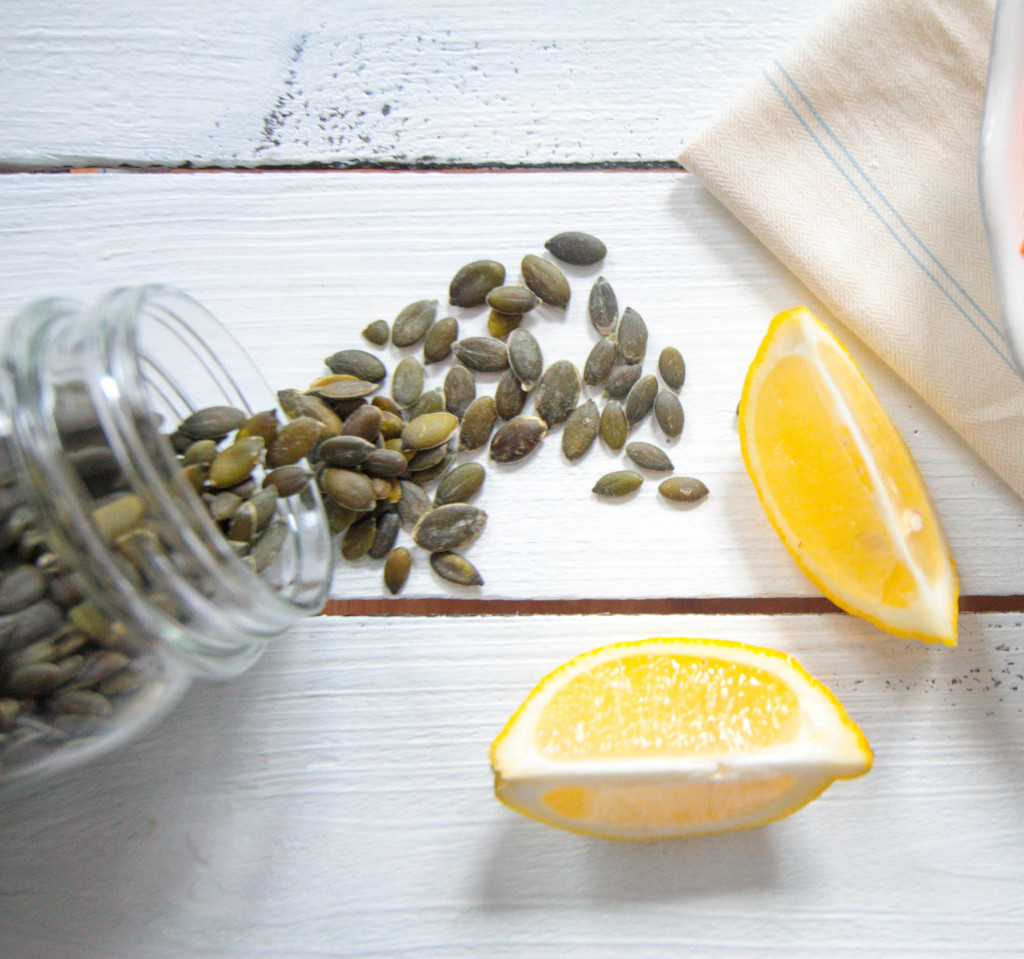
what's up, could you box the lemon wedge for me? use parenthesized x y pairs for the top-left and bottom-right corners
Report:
(739, 307), (958, 645)
(490, 637), (872, 840)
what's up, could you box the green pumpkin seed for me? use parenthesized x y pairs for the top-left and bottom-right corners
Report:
(486, 285), (539, 316)
(321, 468), (377, 512)
(534, 360), (581, 428)
(658, 476), (709, 504)
(659, 346), (686, 391)
(487, 309), (522, 339)
(207, 490), (243, 523)
(378, 409), (405, 440)
(396, 479), (433, 526)
(51, 689), (112, 717)
(593, 470), (643, 497)
(227, 502), (259, 544)
(521, 254), (570, 309)
(368, 511), (401, 560)
(276, 389), (305, 420)
(654, 389), (684, 439)
(0, 566), (47, 615)
(178, 406), (246, 441)
(423, 316), (459, 364)
(206, 436), (264, 487)
(429, 551), (483, 586)
(342, 514), (377, 560)
(617, 307), (648, 364)
(624, 374), (658, 427)
(407, 388), (446, 420)
(323, 348), (388, 383)
(494, 369), (528, 420)
(384, 547), (412, 594)
(247, 487), (279, 529)
(265, 418), (321, 469)
(599, 401), (628, 450)
(489, 415), (547, 463)
(603, 363), (642, 399)
(401, 412), (459, 450)
(588, 276), (618, 335)
(412, 503), (487, 552)
(363, 448), (408, 478)
(507, 328), (543, 391)
(452, 337), (509, 373)
(406, 441), (452, 473)
(434, 462), (486, 505)
(262, 465), (313, 497)
(310, 378), (378, 402)
(371, 395), (403, 416)
(7, 662), (63, 698)
(391, 299), (438, 348)
(544, 231), (607, 265)
(237, 409), (280, 446)
(449, 259), (506, 308)
(583, 335), (618, 386)
(323, 499), (357, 536)
(561, 400), (600, 462)
(361, 319), (390, 346)
(443, 365), (476, 419)
(392, 355), (425, 408)
(285, 393), (344, 436)
(317, 434), (375, 469)
(251, 519), (288, 571)
(340, 404), (383, 442)
(624, 441), (674, 472)
(458, 396), (497, 451)
(181, 439), (218, 468)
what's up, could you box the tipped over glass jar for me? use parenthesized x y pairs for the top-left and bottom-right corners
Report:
(0, 285), (334, 792)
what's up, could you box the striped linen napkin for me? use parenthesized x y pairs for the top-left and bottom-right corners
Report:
(678, 0), (1024, 499)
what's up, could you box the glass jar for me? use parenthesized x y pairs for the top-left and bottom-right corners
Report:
(0, 285), (334, 792)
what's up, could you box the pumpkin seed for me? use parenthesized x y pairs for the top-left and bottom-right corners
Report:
(91, 495), (146, 542)
(489, 415), (547, 463)
(429, 551), (483, 586)
(265, 419), (321, 469)
(494, 369), (528, 420)
(449, 259), (506, 308)
(340, 404), (383, 442)
(533, 360), (581, 428)
(544, 231), (607, 265)
(443, 365), (476, 419)
(599, 401), (628, 450)
(521, 254), (570, 309)
(7, 662), (62, 698)
(658, 476), (709, 504)
(323, 348), (388, 383)
(181, 439), (218, 468)
(368, 511), (401, 560)
(583, 335), (618, 386)
(486, 309), (521, 339)
(251, 519), (288, 571)
(486, 285), (539, 315)
(377, 409), (405, 440)
(371, 395), (403, 417)
(262, 465), (312, 497)
(423, 316), (459, 363)
(561, 400), (600, 462)
(507, 328), (543, 391)
(207, 436), (264, 487)
(406, 441), (452, 473)
(342, 514), (377, 560)
(207, 490), (243, 523)
(285, 393), (344, 436)
(407, 388), (445, 420)
(383, 547), (412, 594)
(654, 389), (684, 439)
(659, 346), (686, 391)
(309, 378), (378, 402)
(396, 479), (433, 526)
(247, 486), (278, 529)
(52, 689), (112, 717)
(361, 319), (390, 346)
(227, 502), (259, 544)
(593, 470), (643, 497)
(321, 469), (377, 512)
(588, 276), (618, 335)
(391, 299), (438, 348)
(603, 363), (642, 399)
(412, 503), (487, 552)
(617, 307), (648, 364)
(452, 336), (509, 373)
(434, 462), (486, 505)
(624, 374), (658, 427)
(458, 396), (497, 451)
(624, 441), (674, 472)
(392, 355), (425, 408)
(401, 412), (459, 451)
(0, 566), (47, 615)
(317, 434), (375, 469)
(178, 406), (246, 441)
(363, 448), (409, 478)
(237, 410), (280, 446)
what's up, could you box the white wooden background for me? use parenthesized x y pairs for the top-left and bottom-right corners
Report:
(4, 1), (1024, 956)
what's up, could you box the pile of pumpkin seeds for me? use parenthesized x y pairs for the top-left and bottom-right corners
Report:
(277, 230), (707, 594)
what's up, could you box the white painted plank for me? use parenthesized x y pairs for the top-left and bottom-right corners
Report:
(0, 0), (828, 168)
(1, 611), (1022, 957)
(2, 170), (1022, 602)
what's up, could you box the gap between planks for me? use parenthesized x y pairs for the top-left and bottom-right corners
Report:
(321, 595), (1024, 617)
(0, 161), (686, 175)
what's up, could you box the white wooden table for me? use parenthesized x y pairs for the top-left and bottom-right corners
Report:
(3, 2), (1024, 956)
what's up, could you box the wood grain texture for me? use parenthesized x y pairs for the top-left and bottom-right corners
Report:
(0, 0), (827, 169)
(2, 170), (1021, 604)
(1, 611), (1022, 957)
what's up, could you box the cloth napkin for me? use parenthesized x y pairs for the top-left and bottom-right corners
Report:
(678, 0), (1024, 500)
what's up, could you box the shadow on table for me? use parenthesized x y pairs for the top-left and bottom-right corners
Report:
(478, 818), (776, 907)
